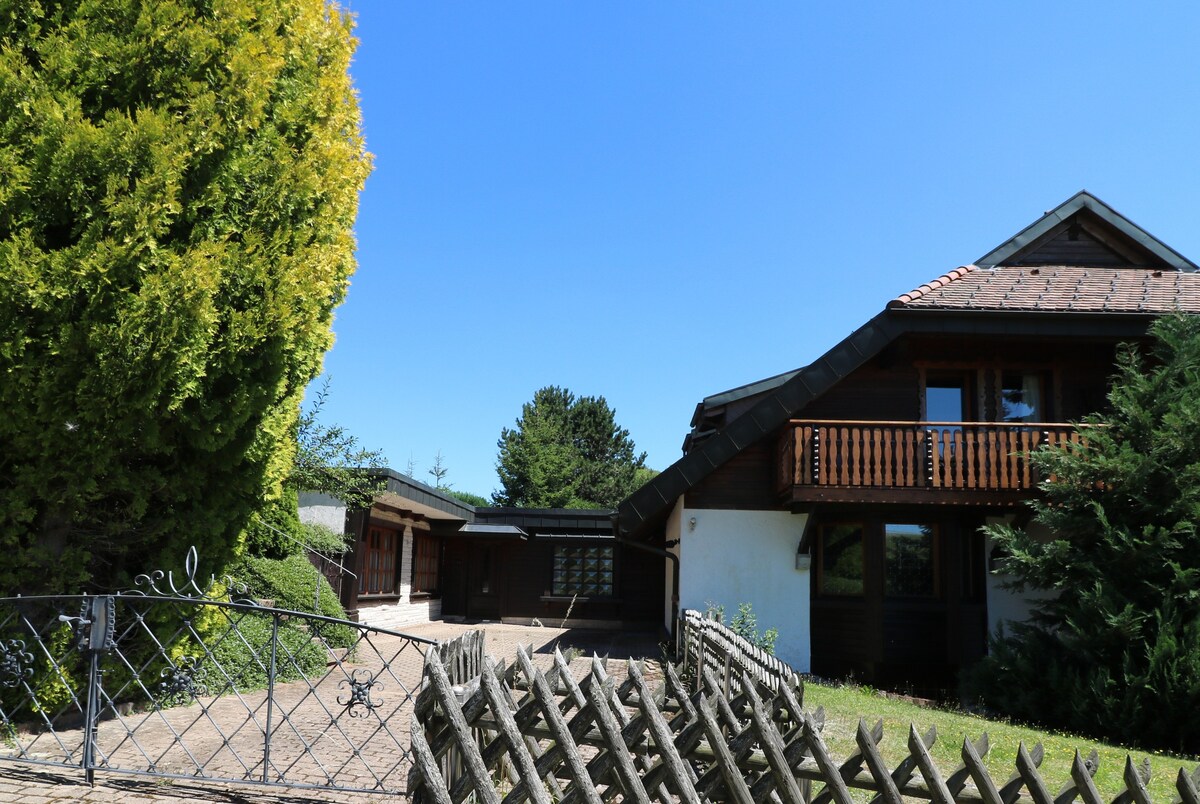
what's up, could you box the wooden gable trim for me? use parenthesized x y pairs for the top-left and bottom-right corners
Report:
(976, 191), (1196, 272)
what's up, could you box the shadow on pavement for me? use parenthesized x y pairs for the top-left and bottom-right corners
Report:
(529, 627), (662, 663)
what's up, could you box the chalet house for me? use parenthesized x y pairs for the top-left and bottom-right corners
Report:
(300, 471), (662, 632)
(615, 191), (1200, 689)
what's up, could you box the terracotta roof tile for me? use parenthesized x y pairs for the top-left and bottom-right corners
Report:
(889, 266), (1200, 314)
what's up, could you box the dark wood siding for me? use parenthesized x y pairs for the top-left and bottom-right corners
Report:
(440, 538), (663, 627)
(1015, 228), (1132, 267)
(685, 439), (777, 509)
(798, 362), (920, 421)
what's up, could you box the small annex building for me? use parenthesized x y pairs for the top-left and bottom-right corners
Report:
(615, 191), (1200, 689)
(300, 470), (663, 632)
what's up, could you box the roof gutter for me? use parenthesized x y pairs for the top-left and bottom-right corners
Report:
(610, 513), (679, 648)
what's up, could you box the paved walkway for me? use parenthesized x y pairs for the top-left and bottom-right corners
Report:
(0, 620), (660, 802)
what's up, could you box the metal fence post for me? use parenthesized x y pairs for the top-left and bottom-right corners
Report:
(262, 611), (280, 784)
(79, 595), (114, 787)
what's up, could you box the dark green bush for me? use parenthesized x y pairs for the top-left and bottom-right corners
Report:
(970, 317), (1200, 755)
(227, 554), (356, 649)
(202, 611), (328, 692)
(965, 609), (1200, 755)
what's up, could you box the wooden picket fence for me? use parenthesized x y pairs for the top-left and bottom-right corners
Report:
(679, 608), (802, 698)
(433, 629), (487, 788)
(439, 628), (486, 685)
(409, 639), (1200, 804)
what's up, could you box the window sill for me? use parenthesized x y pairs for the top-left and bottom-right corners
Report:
(539, 595), (618, 604)
(359, 593), (401, 601)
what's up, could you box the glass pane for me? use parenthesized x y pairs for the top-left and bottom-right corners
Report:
(1001, 372), (1043, 422)
(926, 383), (965, 422)
(885, 523), (936, 597)
(819, 524), (863, 596)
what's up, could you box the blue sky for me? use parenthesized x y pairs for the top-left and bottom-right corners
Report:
(320, 1), (1200, 499)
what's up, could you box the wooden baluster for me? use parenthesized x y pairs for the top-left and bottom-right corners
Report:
(951, 429), (963, 488)
(880, 427), (892, 487)
(850, 426), (861, 485)
(1020, 429), (1033, 488)
(994, 429), (1006, 490)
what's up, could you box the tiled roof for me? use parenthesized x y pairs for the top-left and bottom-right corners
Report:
(889, 265), (1200, 313)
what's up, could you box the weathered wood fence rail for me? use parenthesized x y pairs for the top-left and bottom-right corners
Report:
(679, 608), (802, 698)
(433, 629), (486, 790)
(410, 641), (1200, 803)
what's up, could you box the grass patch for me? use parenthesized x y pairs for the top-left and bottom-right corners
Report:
(803, 680), (1198, 801)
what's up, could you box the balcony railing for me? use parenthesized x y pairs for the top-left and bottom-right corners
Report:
(777, 420), (1082, 499)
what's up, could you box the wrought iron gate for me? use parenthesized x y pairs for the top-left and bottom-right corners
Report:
(0, 550), (433, 795)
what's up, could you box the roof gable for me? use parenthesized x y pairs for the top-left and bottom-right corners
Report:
(617, 192), (1199, 538)
(976, 191), (1197, 271)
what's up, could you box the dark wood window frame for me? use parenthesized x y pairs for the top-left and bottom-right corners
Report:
(359, 524), (399, 597)
(918, 362), (1057, 423)
(411, 531), (440, 597)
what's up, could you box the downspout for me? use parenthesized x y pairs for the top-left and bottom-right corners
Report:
(610, 514), (681, 653)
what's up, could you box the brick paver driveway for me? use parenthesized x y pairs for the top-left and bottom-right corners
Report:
(0, 620), (660, 803)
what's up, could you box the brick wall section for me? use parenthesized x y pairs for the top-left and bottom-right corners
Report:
(358, 525), (443, 630)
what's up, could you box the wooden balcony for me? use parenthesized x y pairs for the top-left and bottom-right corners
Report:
(776, 420), (1082, 506)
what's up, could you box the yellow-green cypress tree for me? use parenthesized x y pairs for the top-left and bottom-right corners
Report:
(0, 0), (370, 591)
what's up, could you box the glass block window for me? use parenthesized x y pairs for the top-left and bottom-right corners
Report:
(552, 545), (614, 597)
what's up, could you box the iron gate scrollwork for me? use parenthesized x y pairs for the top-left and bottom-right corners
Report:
(0, 549), (434, 795)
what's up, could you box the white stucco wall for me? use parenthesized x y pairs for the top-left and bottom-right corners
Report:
(679, 507), (811, 672)
(297, 492), (348, 533)
(984, 516), (1058, 637)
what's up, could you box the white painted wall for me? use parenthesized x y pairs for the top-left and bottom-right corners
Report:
(984, 515), (1058, 638)
(679, 507), (811, 672)
(298, 492), (348, 533)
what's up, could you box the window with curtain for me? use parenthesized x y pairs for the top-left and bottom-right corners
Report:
(412, 532), (440, 595)
(359, 525), (398, 596)
(1001, 372), (1045, 422)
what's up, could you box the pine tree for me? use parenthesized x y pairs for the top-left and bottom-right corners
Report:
(969, 315), (1200, 754)
(494, 386), (647, 508)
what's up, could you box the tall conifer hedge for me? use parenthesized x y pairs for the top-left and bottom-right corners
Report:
(970, 315), (1200, 754)
(0, 0), (370, 592)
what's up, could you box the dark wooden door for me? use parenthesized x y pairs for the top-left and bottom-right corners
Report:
(812, 516), (984, 692)
(466, 544), (501, 620)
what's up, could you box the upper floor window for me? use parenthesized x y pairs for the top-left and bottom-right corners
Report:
(1000, 372), (1045, 422)
(924, 376), (970, 422)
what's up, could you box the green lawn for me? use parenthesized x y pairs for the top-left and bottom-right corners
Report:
(801, 681), (1198, 802)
